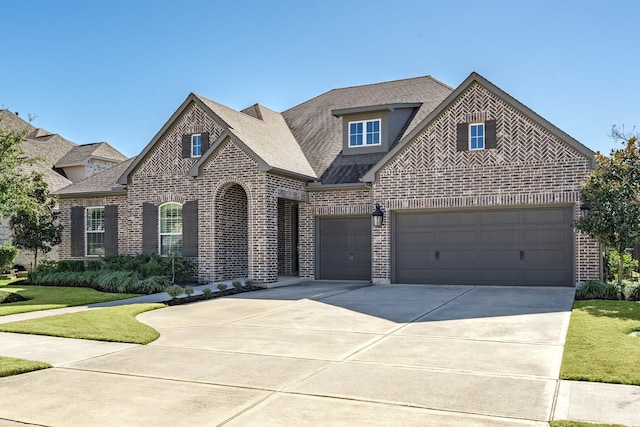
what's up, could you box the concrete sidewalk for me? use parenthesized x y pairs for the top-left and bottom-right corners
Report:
(0, 282), (638, 426)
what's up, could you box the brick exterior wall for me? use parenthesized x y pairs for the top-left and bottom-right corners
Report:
(370, 82), (599, 284)
(58, 102), (308, 284)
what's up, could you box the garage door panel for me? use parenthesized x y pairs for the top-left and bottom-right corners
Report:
(439, 250), (476, 269)
(394, 207), (573, 286)
(480, 210), (521, 225)
(480, 230), (521, 246)
(478, 250), (520, 266)
(439, 212), (477, 226)
(398, 231), (436, 249)
(439, 231), (477, 246)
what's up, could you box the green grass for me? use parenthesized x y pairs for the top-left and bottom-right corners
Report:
(551, 421), (627, 427)
(0, 303), (164, 344)
(0, 355), (51, 377)
(0, 279), (140, 316)
(560, 300), (640, 385)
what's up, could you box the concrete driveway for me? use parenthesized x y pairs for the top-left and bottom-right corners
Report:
(0, 283), (574, 426)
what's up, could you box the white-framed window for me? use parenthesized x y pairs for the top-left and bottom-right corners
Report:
(349, 119), (381, 147)
(469, 123), (485, 150)
(191, 134), (202, 157)
(159, 202), (182, 255)
(85, 207), (105, 256)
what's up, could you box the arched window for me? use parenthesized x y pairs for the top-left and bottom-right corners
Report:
(159, 202), (182, 255)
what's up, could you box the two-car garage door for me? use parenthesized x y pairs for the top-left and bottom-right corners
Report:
(393, 207), (574, 286)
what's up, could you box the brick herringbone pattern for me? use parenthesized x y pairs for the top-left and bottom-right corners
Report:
(135, 104), (225, 177)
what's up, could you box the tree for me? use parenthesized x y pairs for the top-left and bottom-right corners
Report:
(0, 121), (33, 218)
(10, 173), (62, 269)
(574, 127), (640, 299)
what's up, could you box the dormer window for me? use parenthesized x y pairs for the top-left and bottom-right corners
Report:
(191, 134), (202, 157)
(349, 119), (381, 147)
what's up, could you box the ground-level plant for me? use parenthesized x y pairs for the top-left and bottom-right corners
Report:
(0, 279), (139, 317)
(560, 300), (640, 385)
(0, 356), (50, 377)
(0, 303), (164, 344)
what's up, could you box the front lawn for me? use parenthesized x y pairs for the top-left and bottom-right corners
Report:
(0, 303), (164, 344)
(551, 421), (627, 427)
(0, 279), (140, 317)
(0, 356), (51, 377)
(560, 300), (640, 385)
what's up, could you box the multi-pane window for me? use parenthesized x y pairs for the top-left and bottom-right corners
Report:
(191, 134), (202, 157)
(159, 202), (182, 255)
(85, 207), (105, 256)
(469, 123), (485, 150)
(349, 119), (381, 147)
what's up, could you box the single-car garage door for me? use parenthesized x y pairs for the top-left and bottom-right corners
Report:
(318, 217), (371, 281)
(394, 207), (573, 286)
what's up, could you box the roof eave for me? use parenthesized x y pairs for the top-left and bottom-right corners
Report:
(308, 182), (369, 191)
(332, 103), (423, 117)
(56, 188), (128, 199)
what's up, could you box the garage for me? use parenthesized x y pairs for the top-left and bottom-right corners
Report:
(393, 207), (574, 286)
(317, 217), (371, 281)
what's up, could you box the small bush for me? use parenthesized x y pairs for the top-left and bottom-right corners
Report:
(166, 284), (184, 299)
(85, 260), (103, 271)
(202, 288), (212, 297)
(576, 280), (606, 300)
(184, 286), (194, 296)
(217, 283), (227, 291)
(232, 281), (243, 290)
(137, 276), (171, 294)
(57, 260), (85, 272)
(35, 260), (58, 273)
(628, 283), (640, 301)
(0, 243), (19, 272)
(245, 279), (256, 287)
(94, 271), (139, 293)
(605, 250), (639, 281)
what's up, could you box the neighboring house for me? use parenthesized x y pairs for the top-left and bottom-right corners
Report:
(0, 109), (127, 269)
(54, 72), (601, 286)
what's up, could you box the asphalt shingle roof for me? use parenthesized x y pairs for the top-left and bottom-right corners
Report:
(194, 96), (316, 179)
(282, 76), (453, 183)
(56, 158), (135, 196)
(55, 142), (128, 167)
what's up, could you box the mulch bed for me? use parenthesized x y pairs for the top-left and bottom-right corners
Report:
(165, 285), (265, 306)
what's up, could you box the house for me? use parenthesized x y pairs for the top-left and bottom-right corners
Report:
(0, 109), (127, 268)
(54, 72), (601, 286)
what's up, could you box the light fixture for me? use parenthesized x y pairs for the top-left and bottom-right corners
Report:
(372, 203), (384, 228)
(580, 203), (591, 217)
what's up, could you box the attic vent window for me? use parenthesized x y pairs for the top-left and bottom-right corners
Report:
(191, 134), (202, 157)
(349, 119), (381, 147)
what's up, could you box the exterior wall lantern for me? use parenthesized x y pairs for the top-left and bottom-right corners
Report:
(372, 203), (384, 228)
(580, 203), (591, 217)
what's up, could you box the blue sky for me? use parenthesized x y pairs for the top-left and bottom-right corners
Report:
(2, 0), (638, 158)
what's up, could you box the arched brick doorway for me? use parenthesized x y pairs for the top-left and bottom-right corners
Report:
(215, 183), (248, 280)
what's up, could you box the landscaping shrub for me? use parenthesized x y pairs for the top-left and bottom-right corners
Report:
(94, 271), (140, 293)
(605, 250), (638, 282)
(217, 284), (227, 291)
(137, 276), (171, 294)
(184, 286), (194, 296)
(576, 280), (625, 300)
(85, 260), (103, 271)
(232, 281), (242, 290)
(35, 260), (58, 273)
(628, 282), (640, 301)
(202, 288), (212, 297)
(56, 260), (85, 272)
(0, 243), (19, 272)
(165, 284), (184, 299)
